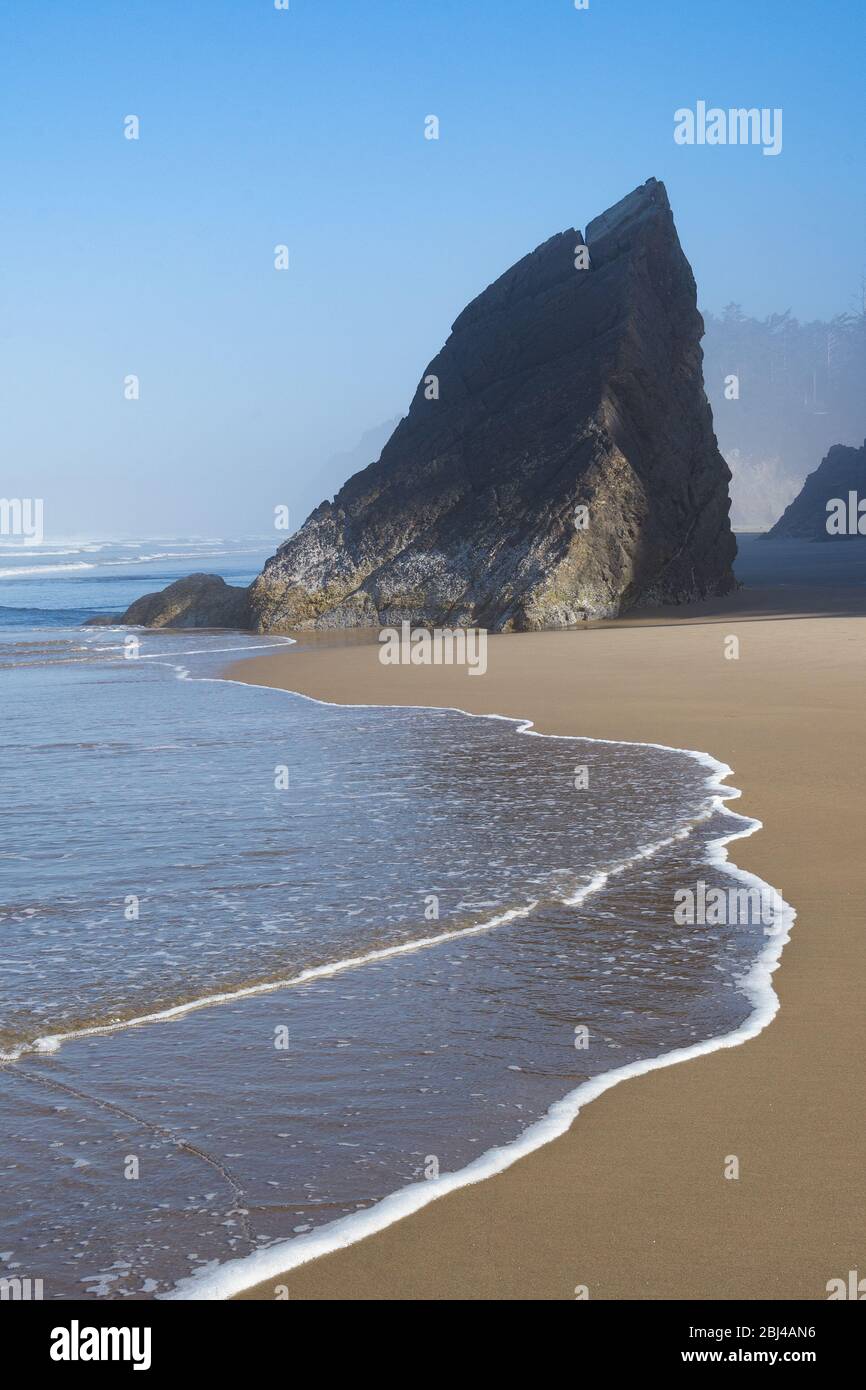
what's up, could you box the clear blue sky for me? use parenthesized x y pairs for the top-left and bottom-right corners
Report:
(1, 0), (863, 538)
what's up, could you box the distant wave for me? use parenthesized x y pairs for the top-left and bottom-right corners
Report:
(129, 547), (266, 562)
(0, 548), (101, 558)
(0, 546), (271, 578)
(0, 562), (97, 578)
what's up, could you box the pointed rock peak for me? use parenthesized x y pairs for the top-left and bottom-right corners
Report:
(586, 177), (669, 241)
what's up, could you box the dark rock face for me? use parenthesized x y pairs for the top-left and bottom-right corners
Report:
(118, 574), (252, 629)
(764, 442), (866, 540)
(250, 178), (735, 630)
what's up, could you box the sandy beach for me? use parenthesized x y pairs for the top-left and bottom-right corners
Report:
(223, 568), (866, 1301)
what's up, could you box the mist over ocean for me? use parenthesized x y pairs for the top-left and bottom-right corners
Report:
(0, 542), (786, 1297)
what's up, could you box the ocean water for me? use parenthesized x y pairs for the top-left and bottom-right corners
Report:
(0, 540), (789, 1299)
(0, 536), (270, 627)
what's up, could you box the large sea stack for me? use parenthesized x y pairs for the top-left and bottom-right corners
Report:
(112, 179), (736, 632)
(765, 441), (866, 540)
(249, 178), (735, 630)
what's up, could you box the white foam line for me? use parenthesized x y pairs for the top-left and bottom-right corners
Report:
(158, 667), (795, 1300)
(141, 640), (298, 659)
(2, 834), (687, 1064)
(12, 902), (532, 1061)
(83, 636), (297, 658)
(0, 561), (96, 577)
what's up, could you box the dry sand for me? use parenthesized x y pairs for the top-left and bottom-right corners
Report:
(224, 581), (866, 1300)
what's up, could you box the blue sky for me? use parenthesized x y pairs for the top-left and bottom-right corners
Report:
(1, 0), (863, 537)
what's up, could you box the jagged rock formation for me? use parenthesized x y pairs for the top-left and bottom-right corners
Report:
(116, 574), (251, 628)
(249, 178), (735, 630)
(764, 441), (866, 540)
(104, 179), (735, 633)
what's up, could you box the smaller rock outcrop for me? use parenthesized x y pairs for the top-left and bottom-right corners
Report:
(111, 573), (252, 628)
(765, 441), (866, 540)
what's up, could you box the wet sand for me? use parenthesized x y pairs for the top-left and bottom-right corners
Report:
(223, 568), (866, 1300)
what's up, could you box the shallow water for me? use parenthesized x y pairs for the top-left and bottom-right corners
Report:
(0, 542), (785, 1299)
